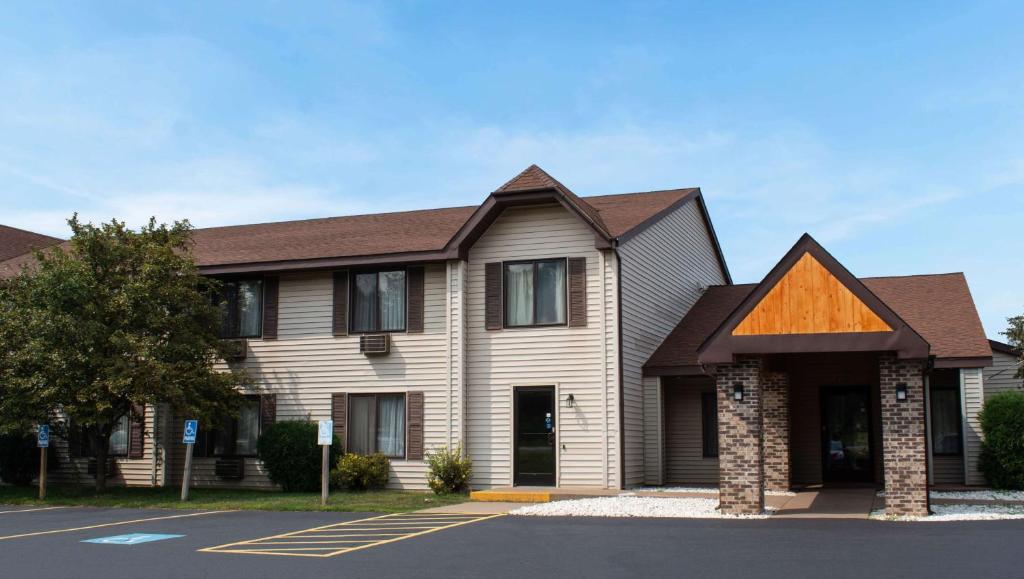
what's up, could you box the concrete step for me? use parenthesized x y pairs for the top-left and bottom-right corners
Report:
(470, 489), (552, 503)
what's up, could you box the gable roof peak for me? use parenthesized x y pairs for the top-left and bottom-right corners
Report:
(494, 164), (561, 193)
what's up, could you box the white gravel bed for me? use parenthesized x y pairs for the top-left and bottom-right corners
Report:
(870, 503), (1024, 522)
(629, 486), (796, 497)
(931, 489), (1024, 502)
(510, 496), (774, 519)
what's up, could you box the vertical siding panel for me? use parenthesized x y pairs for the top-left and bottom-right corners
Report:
(617, 200), (727, 486)
(962, 367), (985, 485)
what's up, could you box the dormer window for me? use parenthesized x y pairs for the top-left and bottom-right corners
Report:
(504, 259), (567, 327)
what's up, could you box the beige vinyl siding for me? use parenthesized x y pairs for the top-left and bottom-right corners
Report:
(962, 367), (985, 485)
(466, 204), (618, 488)
(50, 405), (160, 487)
(620, 200), (727, 486)
(662, 382), (719, 485)
(985, 350), (1023, 398)
(168, 263), (453, 490)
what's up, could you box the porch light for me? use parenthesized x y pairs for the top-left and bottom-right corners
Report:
(733, 383), (744, 401)
(565, 394), (575, 408)
(896, 383), (908, 401)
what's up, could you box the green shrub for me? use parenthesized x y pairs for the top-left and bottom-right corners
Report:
(979, 391), (1024, 489)
(425, 443), (472, 495)
(331, 453), (390, 491)
(257, 421), (340, 492)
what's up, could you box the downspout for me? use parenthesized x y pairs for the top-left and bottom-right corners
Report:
(924, 376), (933, 485)
(958, 368), (969, 483)
(446, 260), (453, 449)
(616, 248), (626, 490)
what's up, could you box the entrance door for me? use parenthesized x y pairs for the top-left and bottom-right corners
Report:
(514, 387), (556, 486)
(820, 386), (873, 482)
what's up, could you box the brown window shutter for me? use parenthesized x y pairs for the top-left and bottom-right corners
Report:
(407, 266), (425, 333)
(128, 404), (145, 459)
(485, 262), (503, 330)
(260, 394), (277, 431)
(332, 271), (349, 336)
(263, 276), (280, 340)
(331, 393), (347, 450)
(406, 391), (425, 460)
(567, 257), (587, 327)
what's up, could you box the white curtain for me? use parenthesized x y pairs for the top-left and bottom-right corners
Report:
(235, 399), (260, 456)
(348, 395), (373, 455)
(379, 271), (406, 331)
(108, 414), (130, 455)
(536, 261), (566, 324)
(237, 280), (263, 337)
(931, 388), (961, 454)
(377, 395), (406, 457)
(353, 273), (377, 332)
(506, 264), (534, 326)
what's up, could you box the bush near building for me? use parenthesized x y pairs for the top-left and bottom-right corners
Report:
(257, 421), (341, 492)
(979, 390), (1024, 489)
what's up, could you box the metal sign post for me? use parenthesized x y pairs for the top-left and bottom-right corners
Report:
(37, 425), (49, 501)
(318, 420), (333, 507)
(181, 420), (198, 502)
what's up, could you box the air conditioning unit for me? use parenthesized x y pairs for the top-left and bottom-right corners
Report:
(359, 334), (391, 355)
(214, 457), (246, 480)
(222, 338), (248, 361)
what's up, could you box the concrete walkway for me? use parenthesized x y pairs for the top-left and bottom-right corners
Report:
(772, 487), (880, 519)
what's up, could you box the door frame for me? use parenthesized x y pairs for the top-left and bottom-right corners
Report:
(819, 384), (875, 483)
(510, 383), (560, 487)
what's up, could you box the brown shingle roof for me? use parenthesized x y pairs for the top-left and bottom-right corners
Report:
(645, 273), (992, 372)
(0, 166), (710, 275)
(0, 225), (60, 262)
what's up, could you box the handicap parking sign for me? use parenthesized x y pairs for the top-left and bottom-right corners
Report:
(183, 420), (198, 444)
(37, 425), (49, 448)
(83, 533), (184, 545)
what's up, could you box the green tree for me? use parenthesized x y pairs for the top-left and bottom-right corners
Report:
(1004, 313), (1024, 378)
(0, 216), (248, 490)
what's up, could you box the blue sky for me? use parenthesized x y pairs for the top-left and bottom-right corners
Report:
(1, 1), (1021, 338)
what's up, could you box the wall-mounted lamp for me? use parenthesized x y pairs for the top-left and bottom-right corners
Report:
(895, 383), (908, 402)
(733, 383), (744, 402)
(565, 394), (575, 408)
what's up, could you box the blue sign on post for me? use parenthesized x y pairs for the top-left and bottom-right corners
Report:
(182, 420), (198, 444)
(37, 425), (49, 448)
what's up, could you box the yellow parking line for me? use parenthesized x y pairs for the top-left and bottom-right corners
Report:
(200, 512), (504, 558)
(0, 510), (229, 541)
(0, 506), (69, 515)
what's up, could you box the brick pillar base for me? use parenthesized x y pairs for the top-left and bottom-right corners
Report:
(761, 371), (790, 493)
(717, 357), (764, 515)
(879, 355), (929, 517)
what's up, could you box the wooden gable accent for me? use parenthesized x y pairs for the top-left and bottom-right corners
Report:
(732, 252), (891, 336)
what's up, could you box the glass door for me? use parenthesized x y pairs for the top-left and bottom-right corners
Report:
(514, 387), (556, 486)
(820, 386), (874, 482)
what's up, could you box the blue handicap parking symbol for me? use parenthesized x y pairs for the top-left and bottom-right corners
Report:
(82, 533), (184, 545)
(182, 420), (198, 444)
(37, 425), (49, 448)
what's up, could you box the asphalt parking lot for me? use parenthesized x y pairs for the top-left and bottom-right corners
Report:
(1, 504), (1023, 579)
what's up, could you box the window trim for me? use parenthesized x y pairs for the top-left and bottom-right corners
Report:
(346, 393), (407, 459)
(929, 384), (964, 457)
(700, 390), (719, 458)
(348, 268), (409, 334)
(217, 276), (265, 339)
(502, 258), (569, 329)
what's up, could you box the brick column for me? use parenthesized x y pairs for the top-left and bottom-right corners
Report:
(761, 371), (790, 493)
(879, 354), (929, 517)
(716, 357), (764, 515)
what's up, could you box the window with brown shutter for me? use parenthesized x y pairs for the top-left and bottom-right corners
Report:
(260, 394), (276, 430)
(262, 276), (279, 340)
(128, 404), (145, 459)
(406, 391), (425, 460)
(568, 257), (587, 327)
(331, 392), (347, 449)
(407, 266), (425, 333)
(485, 262), (502, 330)
(332, 271), (349, 336)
